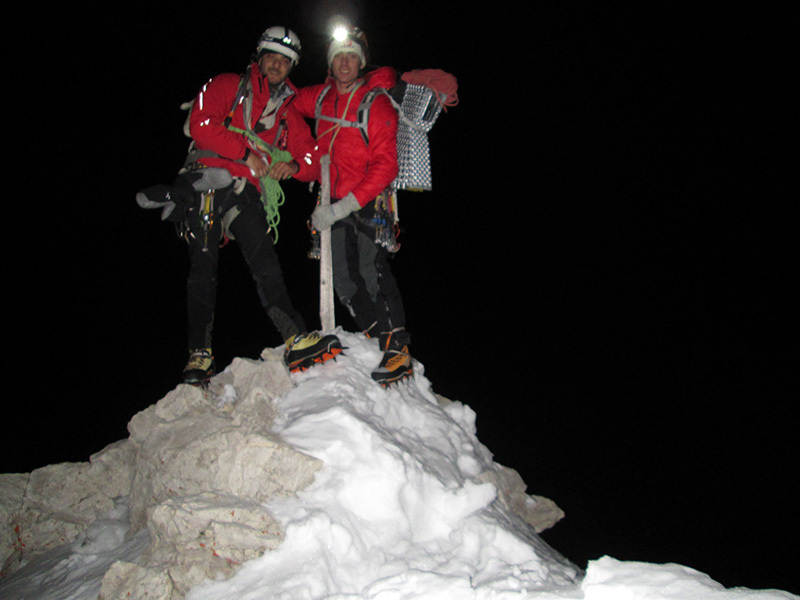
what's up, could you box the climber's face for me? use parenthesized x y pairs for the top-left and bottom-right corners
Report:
(331, 52), (362, 91)
(259, 52), (292, 86)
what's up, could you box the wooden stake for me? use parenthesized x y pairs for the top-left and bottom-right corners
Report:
(319, 155), (335, 333)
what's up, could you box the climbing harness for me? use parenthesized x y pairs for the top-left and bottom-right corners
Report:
(172, 166), (234, 251)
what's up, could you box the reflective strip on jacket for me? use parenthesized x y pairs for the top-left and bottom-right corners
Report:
(189, 63), (320, 189)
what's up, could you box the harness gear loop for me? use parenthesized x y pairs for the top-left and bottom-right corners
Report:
(372, 190), (400, 253)
(199, 190), (215, 252)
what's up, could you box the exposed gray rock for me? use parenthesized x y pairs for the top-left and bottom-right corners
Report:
(0, 350), (566, 599)
(0, 353), (311, 595)
(481, 465), (566, 533)
(98, 561), (174, 600)
(0, 473), (28, 575)
(1, 439), (135, 576)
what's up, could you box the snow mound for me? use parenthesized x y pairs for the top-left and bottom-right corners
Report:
(1, 332), (796, 600)
(185, 332), (580, 599)
(581, 556), (797, 600)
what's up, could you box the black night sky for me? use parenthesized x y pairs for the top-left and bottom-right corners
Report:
(4, 1), (796, 595)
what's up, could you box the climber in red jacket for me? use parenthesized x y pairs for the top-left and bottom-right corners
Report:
(293, 25), (412, 386)
(137, 26), (342, 386)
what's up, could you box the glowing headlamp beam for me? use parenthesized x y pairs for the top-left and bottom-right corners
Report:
(332, 26), (349, 41)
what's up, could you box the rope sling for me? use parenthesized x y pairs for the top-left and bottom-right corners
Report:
(318, 82), (363, 155)
(226, 123), (292, 243)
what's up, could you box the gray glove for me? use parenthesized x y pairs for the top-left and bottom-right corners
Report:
(136, 186), (178, 221)
(136, 169), (233, 223)
(190, 167), (233, 191)
(311, 193), (361, 231)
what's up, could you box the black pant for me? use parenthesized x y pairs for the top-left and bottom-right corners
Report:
(331, 211), (408, 344)
(185, 183), (304, 350)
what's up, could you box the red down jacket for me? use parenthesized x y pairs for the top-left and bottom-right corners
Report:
(189, 63), (320, 189)
(294, 67), (399, 207)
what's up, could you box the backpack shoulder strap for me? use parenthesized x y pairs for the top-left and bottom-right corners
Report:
(356, 82), (443, 146)
(315, 83), (379, 145)
(313, 85), (333, 138)
(223, 66), (252, 129)
(354, 88), (389, 146)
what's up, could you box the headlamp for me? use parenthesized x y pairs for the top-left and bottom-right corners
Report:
(332, 26), (349, 42)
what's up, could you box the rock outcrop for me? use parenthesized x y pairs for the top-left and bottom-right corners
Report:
(0, 345), (566, 599)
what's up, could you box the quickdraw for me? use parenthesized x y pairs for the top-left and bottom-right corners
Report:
(200, 190), (215, 252)
(373, 191), (400, 253)
(307, 220), (321, 260)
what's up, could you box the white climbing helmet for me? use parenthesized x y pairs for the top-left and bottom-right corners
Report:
(256, 26), (302, 67)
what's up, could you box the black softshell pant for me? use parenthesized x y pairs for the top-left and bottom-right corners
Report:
(331, 206), (408, 346)
(185, 182), (305, 350)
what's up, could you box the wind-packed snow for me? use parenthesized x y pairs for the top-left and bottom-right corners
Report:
(1, 332), (796, 600)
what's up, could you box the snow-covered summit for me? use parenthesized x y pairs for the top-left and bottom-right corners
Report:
(0, 332), (796, 600)
(188, 332), (580, 599)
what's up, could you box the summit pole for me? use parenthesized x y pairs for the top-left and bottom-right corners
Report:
(319, 155), (335, 332)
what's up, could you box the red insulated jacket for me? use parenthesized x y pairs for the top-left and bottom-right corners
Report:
(294, 67), (399, 207)
(189, 64), (320, 189)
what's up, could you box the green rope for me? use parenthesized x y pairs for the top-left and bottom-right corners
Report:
(228, 125), (293, 243)
(258, 168), (287, 243)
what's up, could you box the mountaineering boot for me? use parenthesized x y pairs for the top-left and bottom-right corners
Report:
(285, 332), (344, 372)
(183, 348), (215, 386)
(371, 329), (413, 386)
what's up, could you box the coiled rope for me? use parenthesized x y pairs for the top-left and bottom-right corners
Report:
(228, 124), (292, 243)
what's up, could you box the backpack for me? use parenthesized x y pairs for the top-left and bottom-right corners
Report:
(314, 68), (458, 192)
